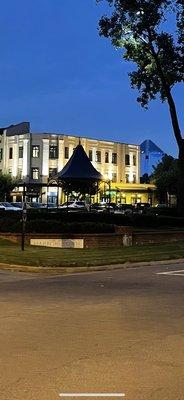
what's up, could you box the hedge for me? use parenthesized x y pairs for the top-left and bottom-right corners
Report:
(0, 210), (184, 233)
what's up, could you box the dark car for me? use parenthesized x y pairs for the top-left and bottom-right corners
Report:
(90, 203), (114, 213)
(114, 204), (134, 215)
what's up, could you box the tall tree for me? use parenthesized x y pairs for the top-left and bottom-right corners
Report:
(151, 154), (178, 203)
(0, 173), (17, 201)
(98, 0), (184, 212)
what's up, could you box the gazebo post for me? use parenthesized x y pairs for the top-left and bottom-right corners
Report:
(56, 183), (59, 208)
(46, 184), (48, 208)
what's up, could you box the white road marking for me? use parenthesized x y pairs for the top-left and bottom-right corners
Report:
(157, 269), (184, 276)
(59, 394), (125, 398)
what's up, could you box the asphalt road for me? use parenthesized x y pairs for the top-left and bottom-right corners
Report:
(0, 263), (184, 400)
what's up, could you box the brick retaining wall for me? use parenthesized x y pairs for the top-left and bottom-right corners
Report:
(1, 229), (184, 248)
(133, 230), (184, 245)
(0, 230), (132, 248)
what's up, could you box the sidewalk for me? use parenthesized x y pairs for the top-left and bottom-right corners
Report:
(0, 258), (184, 275)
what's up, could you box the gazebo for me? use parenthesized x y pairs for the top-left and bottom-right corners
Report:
(57, 143), (102, 202)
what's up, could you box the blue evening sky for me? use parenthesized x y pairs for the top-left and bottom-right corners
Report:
(0, 0), (183, 156)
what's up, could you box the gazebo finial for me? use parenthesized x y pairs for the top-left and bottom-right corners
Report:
(79, 137), (81, 145)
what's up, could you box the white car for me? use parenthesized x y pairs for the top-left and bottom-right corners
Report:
(0, 202), (21, 211)
(59, 201), (87, 210)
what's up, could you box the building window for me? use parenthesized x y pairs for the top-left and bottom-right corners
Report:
(49, 145), (58, 159)
(112, 173), (117, 183)
(19, 146), (23, 158)
(125, 174), (129, 183)
(125, 154), (130, 165)
(32, 145), (40, 158)
(133, 174), (136, 183)
(9, 147), (13, 159)
(133, 154), (136, 166)
(89, 150), (93, 161)
(112, 152), (117, 164)
(96, 151), (101, 163)
(31, 168), (39, 180)
(65, 147), (69, 159)
(49, 168), (57, 178)
(105, 152), (109, 163)
(0, 149), (3, 161)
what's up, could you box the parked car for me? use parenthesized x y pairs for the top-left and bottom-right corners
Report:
(155, 203), (168, 208)
(11, 202), (32, 210)
(46, 203), (57, 208)
(0, 202), (21, 211)
(133, 203), (151, 214)
(28, 202), (46, 209)
(114, 204), (134, 215)
(59, 201), (87, 211)
(11, 202), (23, 209)
(90, 202), (114, 213)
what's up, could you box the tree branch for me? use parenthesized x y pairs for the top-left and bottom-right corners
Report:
(147, 29), (183, 148)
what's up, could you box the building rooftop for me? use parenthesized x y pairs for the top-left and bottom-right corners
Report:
(140, 139), (164, 154)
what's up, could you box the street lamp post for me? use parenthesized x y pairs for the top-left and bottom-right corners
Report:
(21, 182), (27, 251)
(108, 180), (111, 203)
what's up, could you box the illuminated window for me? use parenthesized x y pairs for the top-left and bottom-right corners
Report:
(9, 147), (13, 159)
(96, 151), (101, 163)
(112, 153), (117, 164)
(31, 168), (39, 180)
(49, 145), (58, 159)
(65, 147), (69, 159)
(125, 154), (130, 165)
(105, 152), (109, 163)
(19, 146), (23, 158)
(125, 174), (129, 183)
(0, 149), (3, 161)
(133, 154), (136, 166)
(89, 150), (93, 161)
(32, 145), (40, 158)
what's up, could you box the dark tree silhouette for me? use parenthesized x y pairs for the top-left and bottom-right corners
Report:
(0, 173), (17, 201)
(151, 154), (178, 203)
(98, 0), (184, 212)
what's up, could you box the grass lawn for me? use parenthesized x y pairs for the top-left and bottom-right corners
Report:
(0, 239), (184, 268)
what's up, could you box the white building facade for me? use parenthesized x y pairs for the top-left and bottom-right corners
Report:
(0, 122), (141, 203)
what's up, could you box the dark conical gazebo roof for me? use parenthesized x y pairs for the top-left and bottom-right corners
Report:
(57, 144), (102, 181)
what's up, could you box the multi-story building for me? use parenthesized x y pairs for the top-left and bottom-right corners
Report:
(0, 122), (155, 204)
(140, 139), (164, 176)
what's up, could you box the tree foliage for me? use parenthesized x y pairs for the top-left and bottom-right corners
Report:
(98, 0), (184, 211)
(0, 173), (17, 201)
(151, 154), (178, 203)
(98, 0), (183, 107)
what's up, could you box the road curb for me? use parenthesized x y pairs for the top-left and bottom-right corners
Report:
(0, 258), (184, 275)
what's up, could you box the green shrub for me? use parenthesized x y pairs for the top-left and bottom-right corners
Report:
(25, 220), (115, 234)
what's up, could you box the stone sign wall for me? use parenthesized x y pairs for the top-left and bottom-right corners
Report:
(30, 238), (84, 248)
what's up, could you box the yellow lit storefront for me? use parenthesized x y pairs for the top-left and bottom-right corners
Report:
(98, 182), (156, 205)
